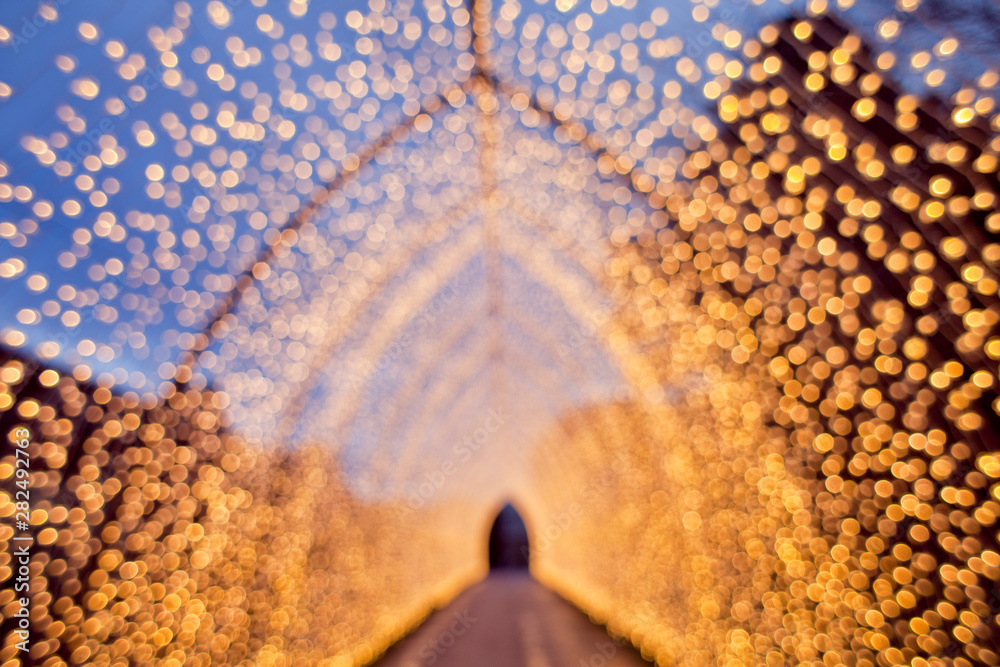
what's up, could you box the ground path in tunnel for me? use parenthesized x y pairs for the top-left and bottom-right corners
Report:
(374, 572), (653, 667)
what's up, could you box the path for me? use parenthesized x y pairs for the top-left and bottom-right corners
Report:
(374, 572), (654, 667)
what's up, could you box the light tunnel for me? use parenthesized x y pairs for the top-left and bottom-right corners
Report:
(1, 0), (1000, 666)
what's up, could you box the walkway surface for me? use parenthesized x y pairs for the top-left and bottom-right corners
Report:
(375, 571), (654, 667)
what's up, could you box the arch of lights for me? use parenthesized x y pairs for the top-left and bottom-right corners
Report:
(1, 0), (1000, 666)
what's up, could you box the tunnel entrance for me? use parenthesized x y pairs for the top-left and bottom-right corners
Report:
(488, 504), (530, 569)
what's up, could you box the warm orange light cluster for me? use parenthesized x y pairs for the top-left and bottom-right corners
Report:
(0, 351), (480, 666)
(528, 14), (1000, 667)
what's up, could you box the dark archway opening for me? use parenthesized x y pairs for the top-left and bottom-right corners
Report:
(488, 504), (529, 569)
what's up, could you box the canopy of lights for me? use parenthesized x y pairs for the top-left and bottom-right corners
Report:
(2, 0), (1000, 665)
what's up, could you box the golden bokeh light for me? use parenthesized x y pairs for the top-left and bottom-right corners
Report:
(1, 1), (999, 666)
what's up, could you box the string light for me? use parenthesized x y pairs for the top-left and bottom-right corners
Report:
(1, 1), (999, 666)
